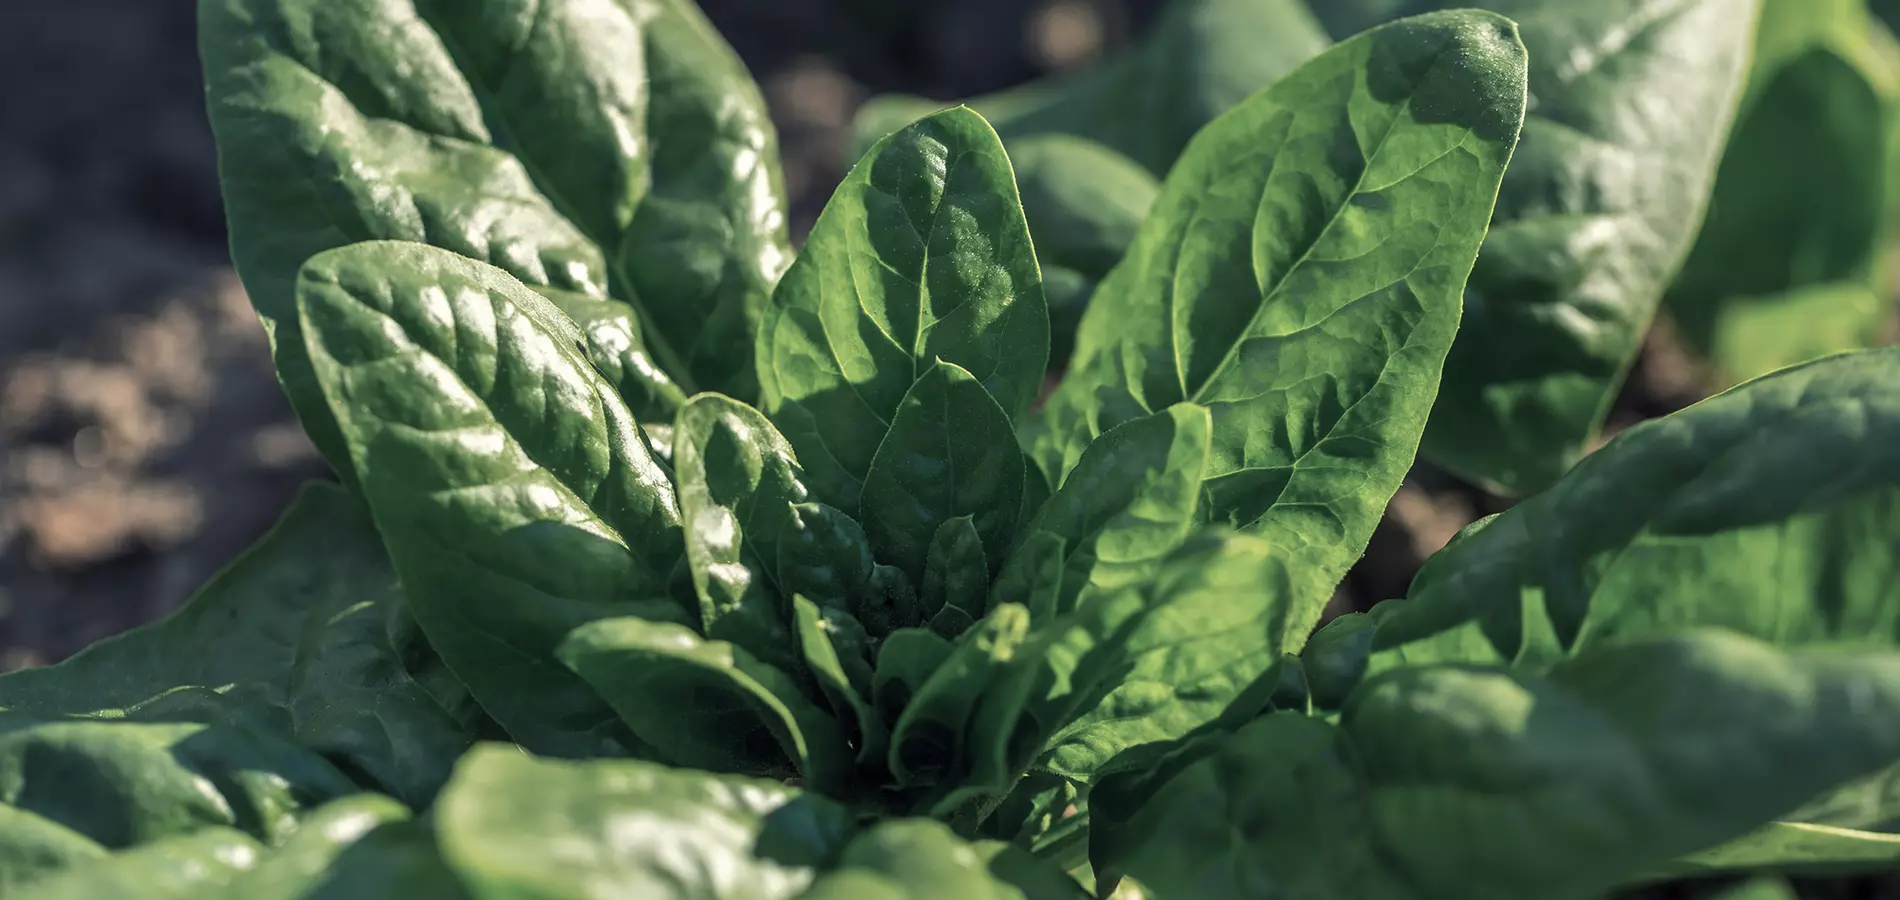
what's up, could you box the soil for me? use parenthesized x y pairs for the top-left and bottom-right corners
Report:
(0, 1), (1887, 896)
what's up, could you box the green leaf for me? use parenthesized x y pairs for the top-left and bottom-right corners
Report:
(1704, 879), (1800, 900)
(1021, 404), (1210, 617)
(860, 361), (1029, 581)
(792, 596), (886, 768)
(297, 240), (686, 757)
(1028, 11), (1527, 613)
(673, 393), (813, 672)
(778, 502), (879, 609)
(873, 629), (957, 727)
(14, 828), (261, 900)
(201, 0), (791, 476)
(1357, 349), (1900, 679)
(216, 795), (466, 900)
(0, 482), (476, 806)
(1418, 0), (1759, 493)
(1664, 0), (1900, 385)
(557, 618), (849, 792)
(534, 285), (688, 424)
(756, 107), (1048, 519)
(1037, 530), (1327, 785)
(798, 819), (1085, 900)
(888, 606), (1031, 789)
(0, 807), (106, 895)
(987, 531), (1067, 626)
(849, 0), (1330, 177)
(434, 744), (859, 900)
(1095, 631), (1900, 900)
(921, 516), (990, 625)
(0, 714), (356, 849)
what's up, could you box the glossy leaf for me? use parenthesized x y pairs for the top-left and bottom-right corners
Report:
(0, 482), (476, 806)
(202, 0), (791, 476)
(799, 819), (1085, 900)
(673, 393), (811, 671)
(792, 596), (886, 767)
(1664, 0), (1900, 385)
(778, 502), (879, 609)
(873, 629), (957, 727)
(0, 713), (355, 850)
(0, 807), (106, 895)
(435, 744), (859, 900)
(557, 617), (849, 791)
(1417, 0), (1758, 492)
(849, 0), (1330, 177)
(921, 516), (990, 625)
(987, 531), (1067, 626)
(214, 795), (467, 900)
(297, 240), (686, 757)
(860, 362), (1028, 581)
(14, 828), (260, 900)
(756, 108), (1047, 518)
(888, 605), (1030, 789)
(1028, 11), (1527, 616)
(1097, 632), (1900, 900)
(535, 285), (687, 424)
(1021, 404), (1210, 617)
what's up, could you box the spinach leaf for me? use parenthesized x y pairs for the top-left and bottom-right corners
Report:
(921, 516), (990, 630)
(888, 605), (1030, 789)
(873, 630), (957, 727)
(0, 807), (106, 895)
(1096, 631), (1900, 900)
(297, 240), (687, 757)
(13, 828), (261, 900)
(792, 595), (887, 768)
(533, 285), (688, 425)
(213, 795), (466, 900)
(799, 819), (1085, 900)
(201, 0), (791, 479)
(778, 502), (879, 609)
(1021, 404), (1210, 617)
(556, 617), (850, 792)
(0, 713), (356, 850)
(1413, 0), (1758, 492)
(1028, 11), (1527, 614)
(673, 393), (811, 672)
(0, 481), (476, 806)
(434, 744), (859, 900)
(850, 0), (1329, 177)
(1663, 0), (1900, 385)
(860, 361), (1028, 581)
(756, 108), (1047, 519)
(987, 530), (1067, 625)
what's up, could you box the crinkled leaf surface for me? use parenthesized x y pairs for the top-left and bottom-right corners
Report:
(1663, 0), (1900, 385)
(860, 361), (1028, 582)
(756, 108), (1047, 519)
(1413, 0), (1758, 492)
(1096, 632), (1900, 900)
(1028, 11), (1526, 617)
(849, 0), (1329, 177)
(0, 482), (476, 806)
(534, 285), (687, 424)
(435, 744), (857, 900)
(202, 0), (791, 477)
(297, 240), (686, 757)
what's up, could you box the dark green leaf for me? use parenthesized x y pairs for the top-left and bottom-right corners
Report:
(888, 605), (1030, 789)
(860, 361), (1028, 581)
(434, 744), (859, 900)
(757, 107), (1047, 519)
(0, 482), (476, 806)
(0, 807), (105, 895)
(557, 617), (850, 791)
(534, 285), (688, 424)
(1028, 11), (1527, 614)
(216, 795), (467, 900)
(779, 502), (879, 610)
(14, 828), (260, 900)
(1097, 632), (1900, 900)
(987, 531), (1067, 626)
(792, 596), (886, 768)
(0, 714), (355, 849)
(921, 516), (989, 624)
(1419, 0), (1758, 492)
(850, 0), (1329, 177)
(1021, 404), (1210, 617)
(798, 819), (1085, 900)
(674, 393), (812, 672)
(202, 0), (791, 477)
(297, 240), (686, 757)
(873, 629), (956, 727)
(1664, 0), (1900, 385)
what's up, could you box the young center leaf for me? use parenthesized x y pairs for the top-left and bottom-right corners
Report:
(755, 107), (1048, 519)
(1416, 0), (1760, 493)
(1029, 10), (1527, 617)
(0, 482), (478, 807)
(200, 0), (791, 478)
(1094, 632), (1900, 900)
(296, 240), (688, 758)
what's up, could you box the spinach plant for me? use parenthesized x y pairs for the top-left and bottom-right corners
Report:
(5, 3), (1900, 899)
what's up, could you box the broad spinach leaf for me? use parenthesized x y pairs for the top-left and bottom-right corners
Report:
(1663, 0), (1900, 385)
(211, 795), (466, 900)
(13, 827), (261, 900)
(799, 819), (1084, 900)
(756, 107), (1047, 519)
(0, 481), (477, 806)
(887, 605), (1030, 790)
(0, 807), (107, 895)
(201, 0), (792, 479)
(297, 240), (688, 757)
(921, 516), (990, 630)
(1028, 10), (1526, 615)
(1410, 0), (1758, 492)
(1096, 631), (1900, 900)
